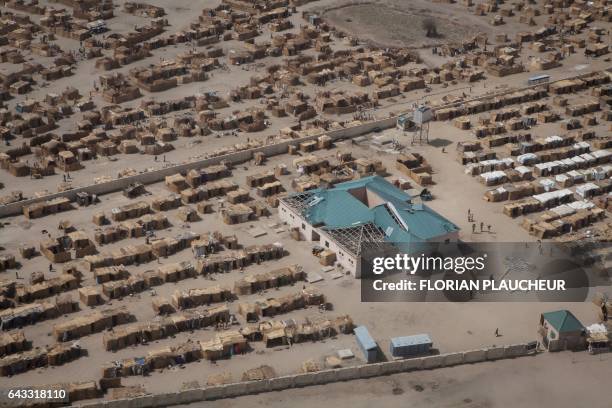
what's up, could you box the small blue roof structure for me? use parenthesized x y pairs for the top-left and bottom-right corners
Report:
(390, 334), (432, 348)
(354, 326), (377, 351)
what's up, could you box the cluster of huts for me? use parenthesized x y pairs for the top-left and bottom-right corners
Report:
(0, 341), (84, 376)
(231, 265), (304, 295)
(240, 315), (354, 348)
(0, 294), (79, 330)
(94, 213), (169, 245)
(52, 307), (134, 342)
(13, 274), (79, 303)
(237, 287), (325, 322)
(195, 243), (285, 274)
(102, 305), (229, 351)
(0, 330), (28, 357)
(101, 333), (247, 378)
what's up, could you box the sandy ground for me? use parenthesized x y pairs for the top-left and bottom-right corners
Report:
(178, 351), (612, 408)
(316, 0), (527, 49)
(323, 1), (490, 49)
(0, 0), (610, 404)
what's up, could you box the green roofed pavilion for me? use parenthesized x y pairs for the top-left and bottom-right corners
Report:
(541, 310), (584, 333)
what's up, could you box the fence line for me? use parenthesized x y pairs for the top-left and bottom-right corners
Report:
(75, 342), (535, 408)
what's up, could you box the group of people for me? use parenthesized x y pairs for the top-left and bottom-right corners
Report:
(468, 209), (492, 234)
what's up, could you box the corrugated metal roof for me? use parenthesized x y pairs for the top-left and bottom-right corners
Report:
(390, 334), (432, 348)
(542, 310), (584, 333)
(304, 190), (372, 228)
(354, 325), (377, 350)
(297, 176), (458, 243)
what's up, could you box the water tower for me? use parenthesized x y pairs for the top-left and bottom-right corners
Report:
(412, 105), (432, 145)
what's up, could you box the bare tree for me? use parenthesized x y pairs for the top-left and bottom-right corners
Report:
(422, 18), (438, 38)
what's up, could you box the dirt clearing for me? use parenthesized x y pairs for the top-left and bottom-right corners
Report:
(323, 1), (491, 48)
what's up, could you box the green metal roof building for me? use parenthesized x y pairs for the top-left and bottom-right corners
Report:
(279, 176), (459, 276)
(539, 310), (586, 351)
(541, 310), (585, 333)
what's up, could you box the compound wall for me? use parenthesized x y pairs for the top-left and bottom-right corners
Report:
(75, 342), (535, 408)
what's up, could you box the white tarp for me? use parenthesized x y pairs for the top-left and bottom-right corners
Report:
(576, 182), (598, 198)
(592, 150), (611, 160)
(517, 153), (537, 165)
(533, 188), (573, 203)
(567, 200), (594, 210)
(586, 323), (608, 335)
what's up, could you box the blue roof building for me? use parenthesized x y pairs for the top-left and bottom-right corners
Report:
(390, 334), (433, 358)
(354, 325), (378, 363)
(279, 176), (459, 276)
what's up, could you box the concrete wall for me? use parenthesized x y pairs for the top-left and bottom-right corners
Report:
(278, 199), (360, 276)
(75, 342), (534, 408)
(0, 117), (397, 218)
